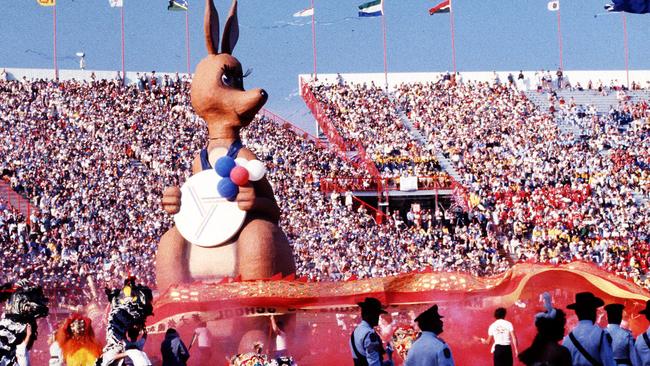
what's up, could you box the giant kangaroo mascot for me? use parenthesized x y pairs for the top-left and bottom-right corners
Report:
(157, 0), (295, 355)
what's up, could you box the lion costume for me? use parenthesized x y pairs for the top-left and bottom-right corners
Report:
(55, 313), (102, 366)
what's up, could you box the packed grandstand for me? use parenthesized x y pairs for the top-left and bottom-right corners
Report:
(0, 69), (648, 308)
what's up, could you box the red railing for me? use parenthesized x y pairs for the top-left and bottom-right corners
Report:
(0, 181), (34, 224)
(322, 176), (387, 224)
(300, 79), (382, 181)
(259, 108), (323, 146)
(319, 175), (454, 193)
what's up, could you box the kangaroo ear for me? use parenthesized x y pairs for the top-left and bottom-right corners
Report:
(221, 0), (239, 55)
(204, 0), (220, 55)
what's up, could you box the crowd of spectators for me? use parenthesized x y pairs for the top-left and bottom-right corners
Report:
(397, 76), (649, 287)
(0, 75), (196, 302)
(308, 82), (450, 182)
(0, 71), (648, 306)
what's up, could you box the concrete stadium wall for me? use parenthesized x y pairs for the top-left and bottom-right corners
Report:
(0, 67), (185, 84)
(299, 70), (650, 91)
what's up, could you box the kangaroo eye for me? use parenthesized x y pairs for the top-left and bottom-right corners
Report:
(221, 74), (233, 87)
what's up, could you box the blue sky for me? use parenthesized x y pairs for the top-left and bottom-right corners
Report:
(1, 0), (649, 130)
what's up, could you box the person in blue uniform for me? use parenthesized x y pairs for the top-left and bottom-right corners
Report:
(562, 292), (615, 366)
(405, 304), (454, 366)
(634, 300), (650, 365)
(350, 297), (390, 366)
(604, 303), (640, 366)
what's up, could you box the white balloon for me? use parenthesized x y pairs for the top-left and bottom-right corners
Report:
(234, 157), (248, 167)
(246, 159), (266, 181)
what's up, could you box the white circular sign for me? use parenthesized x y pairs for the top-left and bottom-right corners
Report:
(174, 170), (246, 247)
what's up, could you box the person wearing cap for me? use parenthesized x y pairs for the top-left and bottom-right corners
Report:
(405, 304), (454, 366)
(350, 297), (390, 366)
(634, 300), (650, 365)
(562, 292), (615, 366)
(604, 303), (640, 366)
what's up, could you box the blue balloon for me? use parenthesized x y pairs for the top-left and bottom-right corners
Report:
(215, 156), (236, 177)
(217, 178), (239, 201)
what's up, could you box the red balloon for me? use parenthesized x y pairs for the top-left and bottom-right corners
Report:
(229, 166), (250, 186)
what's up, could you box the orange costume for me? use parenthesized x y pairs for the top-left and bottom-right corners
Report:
(55, 314), (103, 366)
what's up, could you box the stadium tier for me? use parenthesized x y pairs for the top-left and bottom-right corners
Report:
(0, 69), (648, 306)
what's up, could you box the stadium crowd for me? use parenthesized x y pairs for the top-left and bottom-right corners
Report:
(0, 75), (196, 303)
(309, 82), (450, 182)
(0, 71), (648, 307)
(396, 76), (649, 286)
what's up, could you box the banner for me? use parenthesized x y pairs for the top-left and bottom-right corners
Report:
(293, 7), (314, 17)
(429, 0), (451, 15)
(37, 0), (55, 6)
(358, 0), (382, 17)
(167, 0), (188, 11)
(399, 176), (418, 191)
(605, 0), (650, 13)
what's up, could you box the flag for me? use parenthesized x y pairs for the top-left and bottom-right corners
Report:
(547, 0), (560, 11)
(167, 0), (188, 11)
(293, 7), (314, 17)
(605, 0), (650, 13)
(109, 0), (123, 7)
(358, 0), (382, 17)
(429, 0), (450, 14)
(37, 0), (55, 6)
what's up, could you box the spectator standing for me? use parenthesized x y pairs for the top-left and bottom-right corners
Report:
(161, 328), (190, 366)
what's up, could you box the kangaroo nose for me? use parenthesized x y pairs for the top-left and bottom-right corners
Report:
(260, 89), (268, 100)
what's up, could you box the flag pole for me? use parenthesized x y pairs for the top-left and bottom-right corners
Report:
(53, 3), (58, 80)
(381, 0), (388, 89)
(185, 7), (191, 75)
(311, 0), (317, 80)
(556, 5), (563, 69)
(450, 0), (457, 74)
(622, 13), (629, 89)
(121, 5), (126, 85)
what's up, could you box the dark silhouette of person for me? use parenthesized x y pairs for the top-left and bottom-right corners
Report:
(160, 328), (189, 366)
(519, 292), (572, 366)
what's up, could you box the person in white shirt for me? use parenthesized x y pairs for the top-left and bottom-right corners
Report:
(271, 315), (288, 358)
(48, 334), (63, 366)
(480, 307), (519, 366)
(16, 323), (31, 366)
(190, 322), (212, 364)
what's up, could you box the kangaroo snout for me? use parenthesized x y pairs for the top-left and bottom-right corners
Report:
(236, 88), (268, 123)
